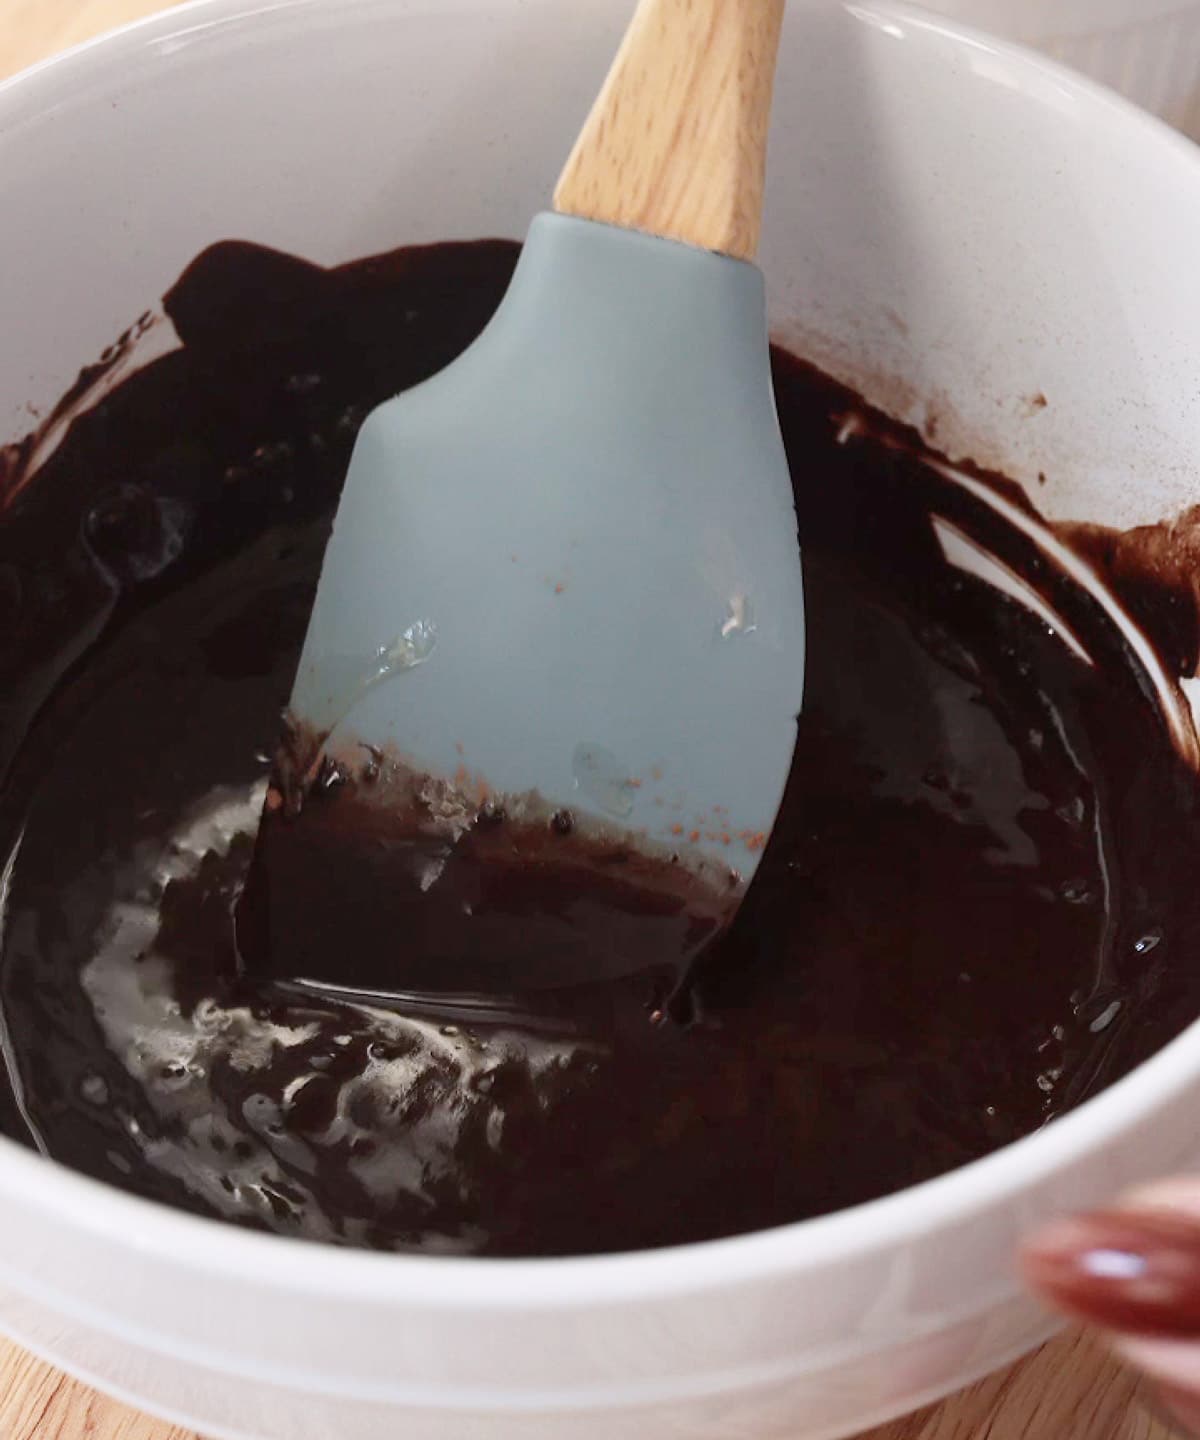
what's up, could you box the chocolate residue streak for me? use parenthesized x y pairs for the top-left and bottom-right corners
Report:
(2, 237), (1200, 1256)
(1061, 509), (1200, 680)
(0, 310), (157, 512)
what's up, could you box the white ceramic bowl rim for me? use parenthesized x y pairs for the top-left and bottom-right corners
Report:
(2, 0), (1200, 1317)
(918, 0), (1200, 40)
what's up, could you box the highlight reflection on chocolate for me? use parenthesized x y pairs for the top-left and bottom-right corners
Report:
(1, 237), (1199, 1256)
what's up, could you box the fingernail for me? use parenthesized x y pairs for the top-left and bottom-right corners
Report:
(1023, 1210), (1200, 1338)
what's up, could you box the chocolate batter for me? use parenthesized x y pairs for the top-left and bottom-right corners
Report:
(0, 237), (1198, 1256)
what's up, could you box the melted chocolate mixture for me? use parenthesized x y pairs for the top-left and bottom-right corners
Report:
(1, 239), (1198, 1256)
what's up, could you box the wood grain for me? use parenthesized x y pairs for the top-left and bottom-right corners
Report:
(554, 0), (784, 259)
(0, 3), (1187, 1438)
(0, 1343), (195, 1439)
(0, 0), (168, 74)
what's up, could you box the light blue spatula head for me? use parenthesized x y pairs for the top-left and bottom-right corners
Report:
(290, 212), (804, 889)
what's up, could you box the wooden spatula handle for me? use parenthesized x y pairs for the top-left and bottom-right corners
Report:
(553, 0), (785, 262)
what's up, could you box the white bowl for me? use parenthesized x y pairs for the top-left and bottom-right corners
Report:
(913, 0), (1200, 138)
(4, 3), (1200, 1438)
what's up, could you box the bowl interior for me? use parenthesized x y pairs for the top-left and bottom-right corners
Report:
(3, 0), (1200, 536)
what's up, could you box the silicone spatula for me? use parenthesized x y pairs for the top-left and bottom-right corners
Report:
(259, 0), (805, 994)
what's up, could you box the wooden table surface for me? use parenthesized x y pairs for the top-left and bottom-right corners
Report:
(0, 3), (1186, 1437)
